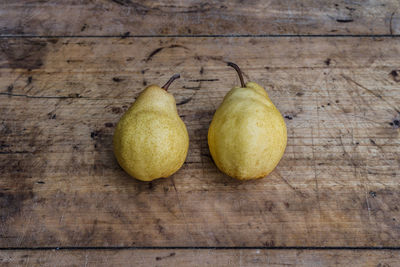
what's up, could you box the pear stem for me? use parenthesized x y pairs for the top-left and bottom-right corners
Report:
(227, 62), (245, 87)
(162, 74), (180, 90)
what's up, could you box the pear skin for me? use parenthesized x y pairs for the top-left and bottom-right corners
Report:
(208, 63), (287, 180)
(113, 75), (189, 181)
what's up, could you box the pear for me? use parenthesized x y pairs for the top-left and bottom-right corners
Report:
(208, 63), (287, 180)
(113, 74), (189, 181)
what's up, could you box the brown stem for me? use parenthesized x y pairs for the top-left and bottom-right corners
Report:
(227, 62), (245, 87)
(162, 74), (180, 90)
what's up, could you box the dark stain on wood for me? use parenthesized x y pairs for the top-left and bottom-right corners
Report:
(7, 84), (13, 93)
(66, 59), (84, 64)
(90, 130), (100, 139)
(389, 119), (399, 128)
(47, 39), (59, 44)
(0, 191), (34, 223)
(80, 24), (87, 32)
(345, 7), (356, 11)
(390, 70), (399, 82)
(155, 218), (164, 234)
(336, 19), (354, 23)
(324, 58), (331, 66)
(156, 252), (176, 261)
(104, 122), (114, 128)
(284, 115), (293, 120)
(67, 93), (82, 98)
(264, 200), (275, 211)
(121, 32), (130, 39)
(176, 97), (193, 106)
(47, 112), (56, 119)
(111, 107), (123, 114)
(265, 240), (275, 247)
(146, 47), (163, 62)
(112, 77), (123, 82)
(0, 39), (47, 69)
(188, 79), (219, 82)
(0, 143), (37, 228)
(145, 45), (189, 62)
(111, 0), (133, 6)
(0, 141), (10, 150)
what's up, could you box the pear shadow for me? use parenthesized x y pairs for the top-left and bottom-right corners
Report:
(210, 167), (270, 189)
(109, 153), (174, 195)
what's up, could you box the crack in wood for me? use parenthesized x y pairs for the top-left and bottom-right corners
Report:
(0, 92), (107, 100)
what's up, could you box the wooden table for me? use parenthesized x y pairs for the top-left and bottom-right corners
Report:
(1, 1), (400, 266)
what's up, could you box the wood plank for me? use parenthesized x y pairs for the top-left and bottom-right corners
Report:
(0, 37), (399, 247)
(1, 0), (400, 36)
(1, 249), (400, 266)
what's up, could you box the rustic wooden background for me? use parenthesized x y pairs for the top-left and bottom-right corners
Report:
(1, 0), (400, 266)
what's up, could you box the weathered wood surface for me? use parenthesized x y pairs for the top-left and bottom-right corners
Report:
(0, 37), (399, 248)
(1, 0), (400, 36)
(1, 249), (400, 267)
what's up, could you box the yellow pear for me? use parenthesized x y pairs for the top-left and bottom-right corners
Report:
(208, 63), (287, 180)
(113, 74), (189, 181)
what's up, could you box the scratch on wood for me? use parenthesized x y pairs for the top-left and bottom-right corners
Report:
(365, 192), (372, 222)
(170, 178), (194, 243)
(110, 0), (153, 15)
(275, 171), (307, 198)
(338, 136), (358, 167)
(390, 12), (395, 35)
(311, 127), (322, 215)
(84, 252), (88, 267)
(341, 74), (400, 114)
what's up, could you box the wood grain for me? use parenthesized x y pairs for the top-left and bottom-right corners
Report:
(1, 0), (400, 36)
(0, 37), (399, 247)
(1, 249), (400, 266)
